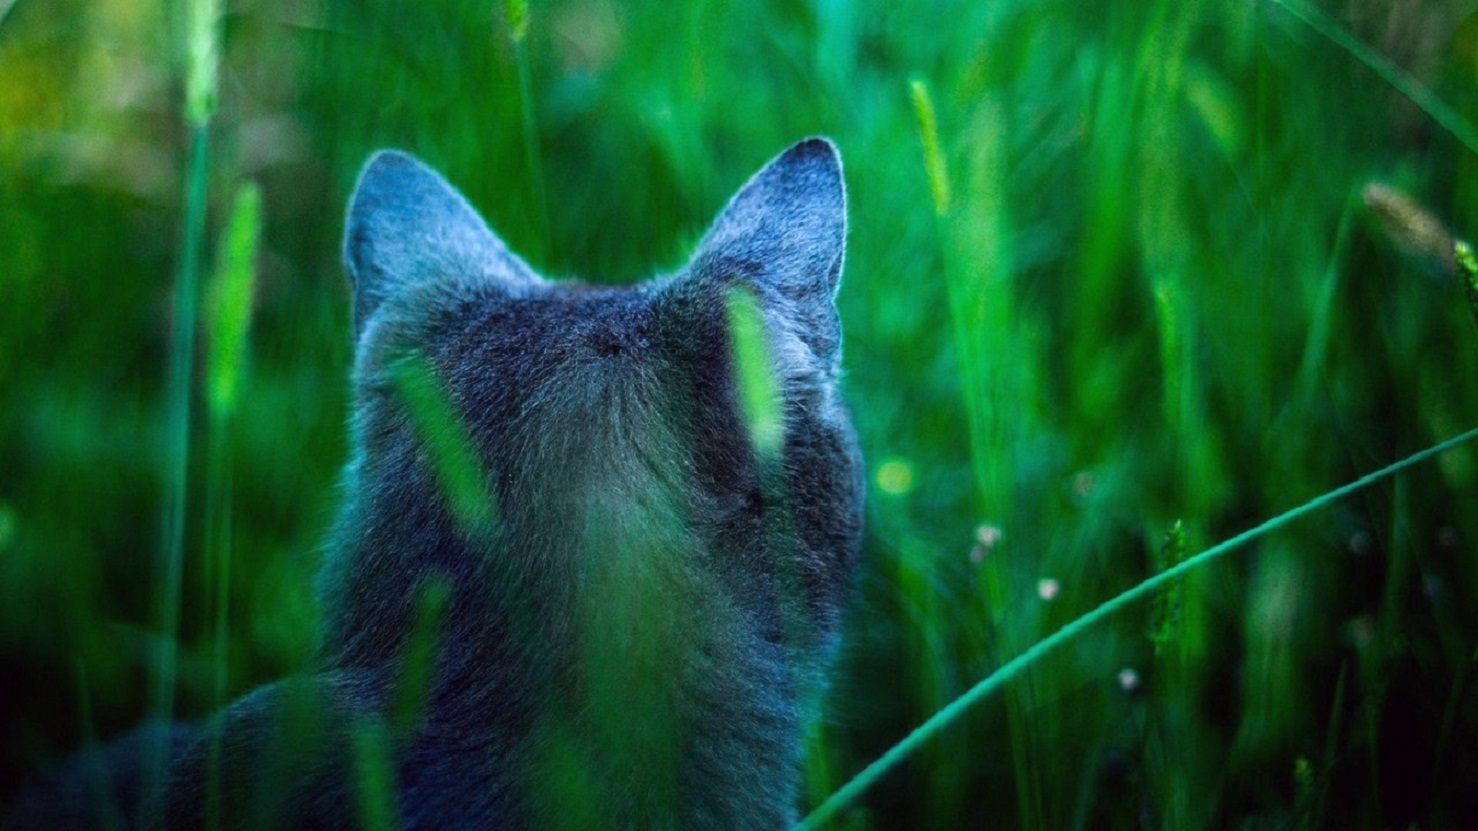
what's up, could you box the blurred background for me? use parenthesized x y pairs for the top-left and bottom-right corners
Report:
(3, 0), (1478, 827)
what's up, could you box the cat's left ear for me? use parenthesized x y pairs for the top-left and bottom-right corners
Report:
(344, 150), (538, 335)
(689, 138), (846, 361)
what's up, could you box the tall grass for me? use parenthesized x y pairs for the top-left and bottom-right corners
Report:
(202, 183), (261, 831)
(801, 424), (1478, 829)
(3, 0), (1478, 828)
(143, 0), (221, 823)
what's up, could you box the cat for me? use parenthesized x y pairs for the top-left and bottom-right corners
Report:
(4, 137), (864, 830)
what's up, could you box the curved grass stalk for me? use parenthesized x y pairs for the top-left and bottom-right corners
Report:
(798, 425), (1478, 829)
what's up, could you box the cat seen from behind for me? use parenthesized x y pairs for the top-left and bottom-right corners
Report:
(5, 138), (864, 831)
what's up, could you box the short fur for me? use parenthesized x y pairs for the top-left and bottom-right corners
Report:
(4, 138), (863, 831)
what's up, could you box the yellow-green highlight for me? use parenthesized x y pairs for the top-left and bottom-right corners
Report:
(724, 286), (784, 459)
(1456, 240), (1478, 333)
(908, 79), (950, 217)
(207, 184), (261, 420)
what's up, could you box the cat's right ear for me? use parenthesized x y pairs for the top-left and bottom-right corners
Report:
(344, 150), (537, 333)
(686, 138), (847, 363)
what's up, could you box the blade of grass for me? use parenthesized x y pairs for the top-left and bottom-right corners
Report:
(724, 285), (784, 461)
(352, 718), (399, 831)
(203, 182), (261, 831)
(798, 425), (1478, 829)
(913, 75), (1042, 828)
(1455, 241), (1478, 335)
(392, 575), (451, 734)
(1266, 0), (1478, 158)
(145, 0), (220, 822)
(389, 350), (499, 538)
(1293, 190), (1357, 402)
(505, 0), (549, 266)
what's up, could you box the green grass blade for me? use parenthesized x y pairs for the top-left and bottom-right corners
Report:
(389, 351), (499, 538)
(1267, 0), (1478, 158)
(1456, 240), (1478, 335)
(724, 285), (784, 460)
(146, 0), (220, 812)
(207, 184), (262, 420)
(506, 0), (548, 265)
(909, 78), (950, 217)
(352, 718), (400, 831)
(798, 425), (1478, 829)
(392, 575), (451, 734)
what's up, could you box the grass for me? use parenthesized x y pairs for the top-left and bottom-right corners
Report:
(3, 0), (1478, 828)
(801, 423), (1478, 829)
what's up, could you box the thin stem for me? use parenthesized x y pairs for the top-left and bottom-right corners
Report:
(512, 35), (549, 265)
(798, 425), (1478, 829)
(144, 115), (210, 830)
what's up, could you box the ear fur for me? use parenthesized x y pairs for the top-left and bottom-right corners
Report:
(343, 151), (537, 333)
(688, 138), (847, 361)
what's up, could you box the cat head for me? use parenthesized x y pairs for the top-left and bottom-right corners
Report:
(328, 139), (862, 673)
(344, 138), (846, 366)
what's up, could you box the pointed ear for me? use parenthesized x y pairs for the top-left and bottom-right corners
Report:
(343, 150), (537, 333)
(689, 138), (847, 360)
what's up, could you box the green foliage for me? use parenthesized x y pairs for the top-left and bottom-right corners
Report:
(351, 718), (398, 831)
(725, 285), (785, 460)
(4, 0), (1478, 828)
(392, 575), (451, 736)
(1148, 520), (1187, 654)
(1457, 239), (1478, 331)
(206, 183), (261, 421)
(390, 352), (499, 538)
(907, 79), (949, 218)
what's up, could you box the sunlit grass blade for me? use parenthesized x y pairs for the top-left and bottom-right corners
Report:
(206, 184), (261, 421)
(909, 78), (949, 217)
(1455, 240), (1478, 334)
(724, 285), (784, 460)
(1361, 182), (1457, 271)
(725, 284), (818, 663)
(798, 425), (1478, 829)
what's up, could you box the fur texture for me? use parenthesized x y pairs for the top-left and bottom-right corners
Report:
(5, 138), (863, 831)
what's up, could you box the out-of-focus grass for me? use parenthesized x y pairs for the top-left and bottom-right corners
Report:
(2, 0), (1478, 828)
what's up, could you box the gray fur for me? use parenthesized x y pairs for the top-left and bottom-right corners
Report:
(4, 139), (863, 831)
